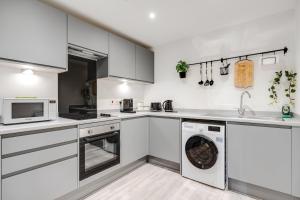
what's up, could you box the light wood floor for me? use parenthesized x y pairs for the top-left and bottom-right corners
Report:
(85, 164), (256, 200)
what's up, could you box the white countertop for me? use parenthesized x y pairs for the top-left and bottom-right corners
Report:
(0, 116), (120, 135)
(0, 110), (299, 136)
(112, 111), (300, 127)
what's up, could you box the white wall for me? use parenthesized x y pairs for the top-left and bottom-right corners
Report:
(0, 65), (145, 111)
(295, 2), (300, 114)
(144, 11), (296, 112)
(97, 79), (145, 110)
(0, 65), (58, 99)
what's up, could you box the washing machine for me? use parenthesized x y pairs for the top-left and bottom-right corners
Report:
(181, 121), (226, 189)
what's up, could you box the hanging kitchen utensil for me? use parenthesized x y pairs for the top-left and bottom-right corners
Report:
(209, 61), (214, 86)
(198, 63), (203, 85)
(220, 59), (230, 75)
(234, 57), (254, 88)
(204, 62), (210, 86)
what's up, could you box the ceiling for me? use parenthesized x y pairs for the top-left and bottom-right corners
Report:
(43, 0), (296, 48)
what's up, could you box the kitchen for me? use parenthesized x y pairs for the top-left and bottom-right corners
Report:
(0, 0), (300, 200)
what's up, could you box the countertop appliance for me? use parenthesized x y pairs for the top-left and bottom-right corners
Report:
(120, 99), (136, 113)
(150, 102), (162, 112)
(79, 121), (120, 181)
(162, 100), (174, 112)
(0, 98), (57, 125)
(182, 121), (226, 189)
(58, 46), (107, 120)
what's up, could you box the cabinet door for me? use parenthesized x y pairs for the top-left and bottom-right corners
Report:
(292, 127), (300, 197)
(121, 117), (149, 166)
(68, 15), (108, 54)
(109, 34), (135, 79)
(228, 124), (292, 194)
(149, 117), (180, 163)
(2, 157), (77, 200)
(135, 45), (154, 83)
(0, 0), (67, 69)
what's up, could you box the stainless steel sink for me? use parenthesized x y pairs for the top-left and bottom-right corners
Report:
(239, 115), (281, 120)
(205, 113), (281, 121)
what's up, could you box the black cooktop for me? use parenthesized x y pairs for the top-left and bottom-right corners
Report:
(60, 112), (112, 120)
(59, 113), (98, 120)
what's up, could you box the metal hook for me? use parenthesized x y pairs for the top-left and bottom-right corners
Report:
(284, 47), (288, 55)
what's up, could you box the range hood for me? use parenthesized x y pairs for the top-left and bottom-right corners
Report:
(68, 44), (107, 61)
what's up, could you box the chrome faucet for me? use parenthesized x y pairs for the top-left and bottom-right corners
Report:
(238, 91), (251, 117)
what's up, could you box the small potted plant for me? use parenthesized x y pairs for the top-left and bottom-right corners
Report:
(176, 60), (189, 78)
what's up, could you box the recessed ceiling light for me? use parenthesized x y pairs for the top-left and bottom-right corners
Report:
(149, 12), (156, 20)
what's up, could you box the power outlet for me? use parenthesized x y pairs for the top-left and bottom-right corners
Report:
(111, 99), (121, 106)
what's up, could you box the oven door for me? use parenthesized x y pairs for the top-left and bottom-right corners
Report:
(2, 99), (49, 124)
(80, 131), (120, 180)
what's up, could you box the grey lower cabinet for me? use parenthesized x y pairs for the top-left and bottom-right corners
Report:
(121, 117), (149, 166)
(0, 0), (67, 69)
(1, 127), (78, 200)
(135, 45), (154, 83)
(68, 15), (109, 54)
(292, 128), (300, 198)
(149, 117), (180, 163)
(108, 34), (136, 79)
(228, 123), (292, 194)
(2, 158), (77, 200)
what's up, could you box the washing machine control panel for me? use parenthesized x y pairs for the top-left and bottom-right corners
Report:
(208, 126), (221, 132)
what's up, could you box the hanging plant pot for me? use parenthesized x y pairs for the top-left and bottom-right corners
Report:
(179, 72), (186, 78)
(176, 60), (189, 79)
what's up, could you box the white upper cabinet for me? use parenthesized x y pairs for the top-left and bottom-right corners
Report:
(108, 34), (136, 79)
(135, 45), (154, 83)
(68, 15), (109, 54)
(97, 33), (155, 83)
(0, 0), (67, 69)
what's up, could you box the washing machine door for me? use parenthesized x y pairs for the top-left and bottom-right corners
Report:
(185, 135), (218, 170)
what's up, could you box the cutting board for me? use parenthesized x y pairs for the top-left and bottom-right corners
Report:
(234, 60), (254, 88)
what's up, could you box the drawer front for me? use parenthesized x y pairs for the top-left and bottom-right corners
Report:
(2, 157), (77, 200)
(2, 143), (77, 176)
(2, 127), (77, 155)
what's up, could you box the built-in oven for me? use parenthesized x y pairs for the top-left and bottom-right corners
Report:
(79, 122), (120, 181)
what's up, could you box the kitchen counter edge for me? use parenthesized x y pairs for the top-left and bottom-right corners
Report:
(0, 112), (299, 136)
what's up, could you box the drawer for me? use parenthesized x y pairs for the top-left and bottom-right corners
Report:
(2, 143), (77, 176)
(2, 157), (77, 200)
(2, 127), (77, 155)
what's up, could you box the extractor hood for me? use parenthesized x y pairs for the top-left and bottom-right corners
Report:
(68, 44), (107, 61)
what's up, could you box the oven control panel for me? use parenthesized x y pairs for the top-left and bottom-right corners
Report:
(80, 122), (120, 138)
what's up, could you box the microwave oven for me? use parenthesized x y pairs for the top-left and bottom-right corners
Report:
(0, 98), (57, 125)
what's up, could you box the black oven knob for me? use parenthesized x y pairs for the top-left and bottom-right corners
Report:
(88, 129), (93, 135)
(110, 126), (115, 130)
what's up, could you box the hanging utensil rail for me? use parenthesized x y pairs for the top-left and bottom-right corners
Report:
(188, 46), (288, 66)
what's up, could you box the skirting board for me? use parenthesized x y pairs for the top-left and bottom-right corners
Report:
(57, 157), (147, 200)
(147, 155), (180, 172)
(228, 178), (300, 200)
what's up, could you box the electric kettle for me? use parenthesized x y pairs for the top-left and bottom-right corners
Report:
(162, 100), (173, 112)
